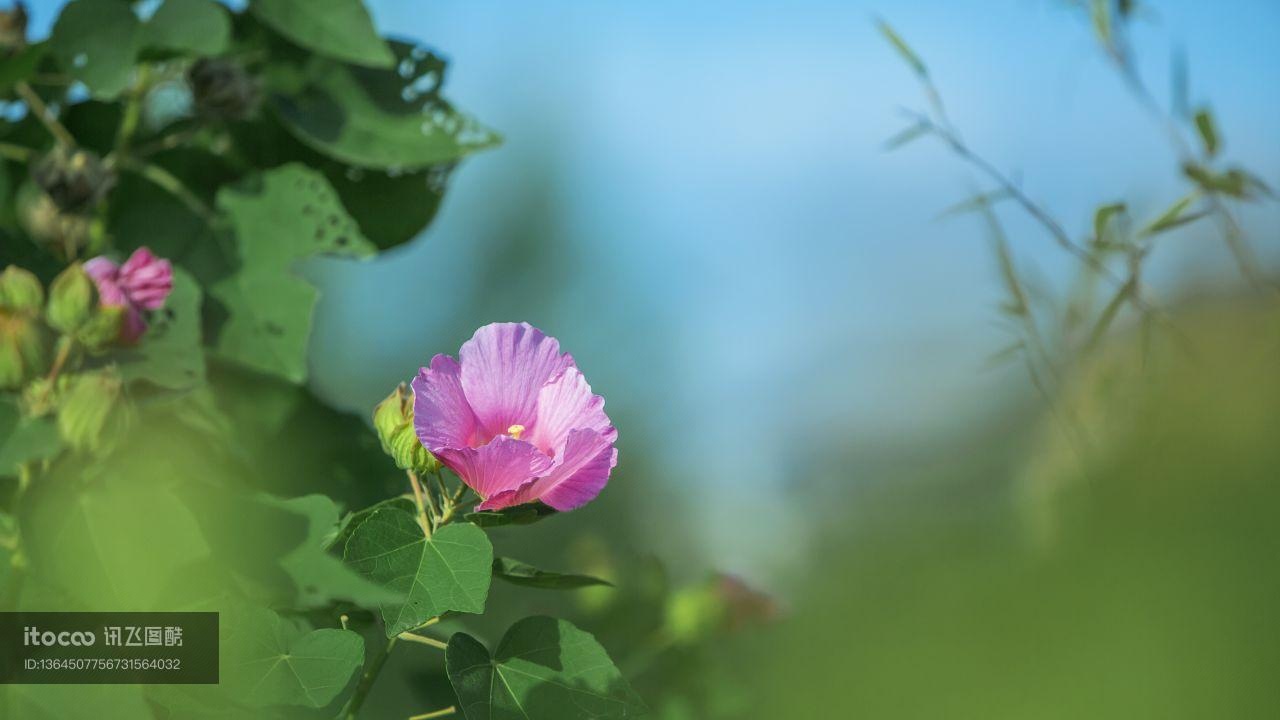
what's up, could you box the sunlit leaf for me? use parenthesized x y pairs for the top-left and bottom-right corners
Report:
(272, 43), (501, 171)
(0, 399), (60, 476)
(343, 508), (492, 635)
(211, 163), (376, 382)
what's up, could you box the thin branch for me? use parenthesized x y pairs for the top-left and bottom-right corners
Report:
(14, 81), (75, 147)
(398, 631), (448, 651)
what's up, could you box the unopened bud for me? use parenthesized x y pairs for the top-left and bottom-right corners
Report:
(0, 265), (43, 311)
(0, 308), (48, 390)
(57, 368), (130, 453)
(187, 58), (259, 122)
(373, 382), (439, 475)
(31, 147), (116, 214)
(16, 184), (93, 258)
(46, 263), (97, 334)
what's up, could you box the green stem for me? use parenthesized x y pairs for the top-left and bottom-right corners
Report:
(112, 65), (151, 159)
(342, 636), (397, 720)
(118, 158), (221, 229)
(0, 142), (33, 162)
(408, 707), (456, 720)
(14, 81), (75, 147)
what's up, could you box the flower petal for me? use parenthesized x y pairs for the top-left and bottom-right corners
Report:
(437, 436), (554, 505)
(495, 429), (616, 512)
(118, 306), (148, 345)
(459, 322), (574, 440)
(117, 247), (173, 310)
(84, 257), (128, 307)
(528, 366), (615, 457)
(412, 354), (478, 451)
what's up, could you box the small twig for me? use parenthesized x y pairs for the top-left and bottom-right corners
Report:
(14, 81), (75, 147)
(408, 707), (456, 720)
(112, 65), (151, 159)
(132, 126), (200, 158)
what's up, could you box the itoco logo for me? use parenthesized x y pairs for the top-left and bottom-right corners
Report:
(23, 626), (96, 646)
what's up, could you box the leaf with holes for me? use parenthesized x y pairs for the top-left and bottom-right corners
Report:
(343, 508), (492, 636)
(272, 43), (501, 171)
(223, 605), (363, 708)
(211, 163), (376, 383)
(446, 616), (646, 720)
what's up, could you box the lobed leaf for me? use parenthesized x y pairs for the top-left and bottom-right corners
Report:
(446, 616), (646, 720)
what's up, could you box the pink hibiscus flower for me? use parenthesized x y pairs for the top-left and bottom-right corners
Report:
(83, 247), (173, 344)
(412, 322), (618, 512)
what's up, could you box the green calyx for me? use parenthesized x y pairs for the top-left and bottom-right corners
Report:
(373, 382), (439, 475)
(45, 263), (97, 335)
(0, 267), (50, 390)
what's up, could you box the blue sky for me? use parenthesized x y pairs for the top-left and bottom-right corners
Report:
(16, 0), (1280, 572)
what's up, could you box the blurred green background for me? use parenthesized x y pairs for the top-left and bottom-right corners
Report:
(8, 1), (1280, 718)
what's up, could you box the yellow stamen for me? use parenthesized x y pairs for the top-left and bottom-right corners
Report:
(506, 424), (526, 440)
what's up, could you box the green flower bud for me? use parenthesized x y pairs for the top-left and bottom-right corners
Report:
(0, 266), (43, 312)
(0, 311), (47, 390)
(46, 263), (97, 334)
(31, 147), (116, 214)
(187, 58), (260, 122)
(16, 184), (93, 259)
(78, 305), (125, 353)
(57, 368), (130, 454)
(373, 382), (439, 475)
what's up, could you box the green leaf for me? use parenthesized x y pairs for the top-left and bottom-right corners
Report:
(211, 163), (376, 382)
(329, 496), (416, 551)
(261, 493), (403, 610)
(464, 502), (557, 528)
(446, 616), (646, 720)
(0, 397), (60, 476)
(1193, 108), (1219, 158)
(272, 43), (501, 171)
(1092, 202), (1126, 246)
(343, 509), (492, 636)
(250, 0), (394, 68)
(0, 43), (46, 95)
(143, 0), (231, 57)
(935, 189), (1014, 220)
(875, 19), (927, 78)
(883, 122), (931, 151)
(1139, 193), (1205, 236)
(223, 605), (364, 708)
(48, 0), (141, 98)
(113, 268), (205, 390)
(493, 557), (613, 590)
